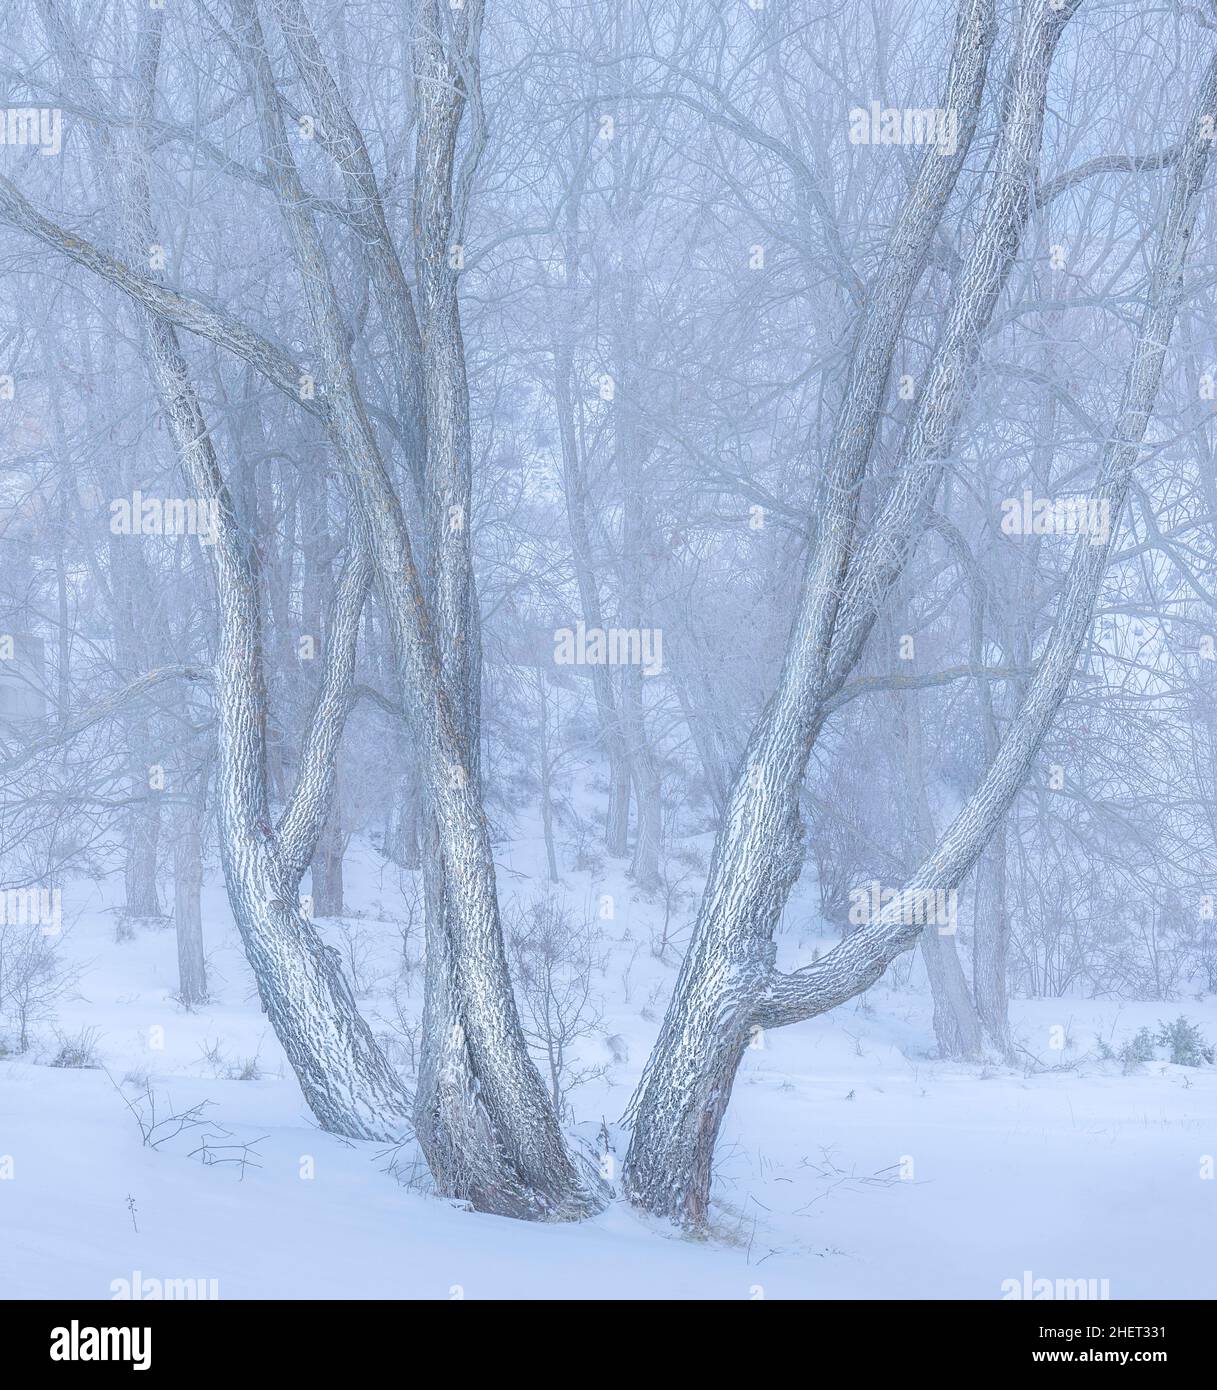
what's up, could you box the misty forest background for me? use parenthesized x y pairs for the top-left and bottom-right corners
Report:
(1, 0), (1217, 1294)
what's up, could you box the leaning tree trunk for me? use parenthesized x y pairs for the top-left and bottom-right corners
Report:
(13, 0), (592, 1208)
(625, 37), (1217, 1225)
(77, 4), (412, 1140)
(623, 0), (1003, 1225)
(171, 385), (409, 1138)
(260, 0), (592, 1216)
(230, 0), (598, 1216)
(399, 0), (596, 1217)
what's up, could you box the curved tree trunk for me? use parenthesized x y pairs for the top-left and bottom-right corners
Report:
(627, 36), (1216, 1224)
(241, 0), (596, 1216)
(623, 0), (1003, 1224)
(17, 0), (599, 1214)
(39, 0), (413, 1140)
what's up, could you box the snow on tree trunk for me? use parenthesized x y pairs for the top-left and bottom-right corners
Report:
(623, 0), (1003, 1225)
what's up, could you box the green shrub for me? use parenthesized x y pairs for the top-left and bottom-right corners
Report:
(1118, 1027), (1157, 1069)
(1154, 1016), (1215, 1067)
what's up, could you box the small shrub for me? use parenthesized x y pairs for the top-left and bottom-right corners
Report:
(0, 925), (78, 1052)
(334, 922), (381, 998)
(1114, 1017), (1215, 1070)
(506, 894), (607, 1118)
(1155, 1016), (1215, 1067)
(1118, 1027), (1157, 1071)
(49, 1026), (103, 1069)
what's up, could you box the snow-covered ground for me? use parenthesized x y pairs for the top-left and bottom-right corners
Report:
(2, 831), (1214, 1300)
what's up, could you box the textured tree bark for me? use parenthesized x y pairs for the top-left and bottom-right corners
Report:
(815, 0), (1085, 711)
(211, 0), (599, 1215)
(757, 39), (1217, 1149)
(299, 511), (347, 923)
(625, 0), (1212, 1227)
(407, 0), (498, 1207)
(153, 305), (409, 1136)
(39, 0), (412, 1140)
(623, 0), (1001, 1225)
(309, 801), (345, 919)
(396, 0), (598, 1217)
(17, 0), (593, 1206)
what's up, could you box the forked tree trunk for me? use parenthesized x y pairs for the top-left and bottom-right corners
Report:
(623, 0), (1003, 1224)
(252, 0), (597, 1216)
(78, 3), (411, 1140)
(624, 37), (1216, 1224)
(17, 0), (596, 1213)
